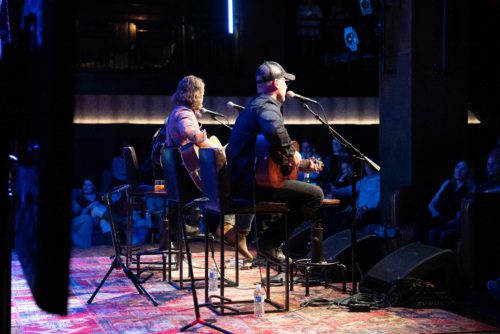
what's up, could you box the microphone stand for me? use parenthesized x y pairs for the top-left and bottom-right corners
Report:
(302, 102), (380, 294)
(208, 115), (232, 131)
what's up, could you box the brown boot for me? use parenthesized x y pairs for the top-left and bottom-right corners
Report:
(225, 229), (253, 260)
(236, 232), (253, 261)
(215, 222), (234, 241)
(223, 222), (234, 236)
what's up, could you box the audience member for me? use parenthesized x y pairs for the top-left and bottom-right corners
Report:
(487, 277), (500, 302)
(427, 161), (475, 249)
(298, 140), (322, 184)
(325, 160), (354, 199)
(470, 145), (500, 297)
(111, 142), (128, 185)
(475, 146), (500, 193)
(101, 142), (128, 192)
(334, 161), (354, 187)
(323, 138), (351, 193)
(324, 161), (380, 236)
(428, 161), (474, 225)
(71, 178), (110, 248)
(106, 190), (152, 246)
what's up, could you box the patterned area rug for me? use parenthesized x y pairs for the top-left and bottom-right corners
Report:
(11, 251), (499, 334)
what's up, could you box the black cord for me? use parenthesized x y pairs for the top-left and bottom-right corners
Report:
(300, 297), (337, 308)
(296, 292), (389, 311)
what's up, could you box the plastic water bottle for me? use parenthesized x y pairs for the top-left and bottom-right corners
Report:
(304, 172), (311, 183)
(253, 284), (265, 318)
(208, 263), (218, 292)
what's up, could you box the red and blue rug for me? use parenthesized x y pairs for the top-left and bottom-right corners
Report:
(11, 252), (499, 333)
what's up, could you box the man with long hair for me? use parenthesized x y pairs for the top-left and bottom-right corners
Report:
(164, 75), (254, 259)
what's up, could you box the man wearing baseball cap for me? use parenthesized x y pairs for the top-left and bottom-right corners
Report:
(255, 60), (296, 84)
(226, 61), (323, 263)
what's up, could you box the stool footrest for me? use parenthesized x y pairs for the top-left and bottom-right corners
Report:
(293, 259), (347, 296)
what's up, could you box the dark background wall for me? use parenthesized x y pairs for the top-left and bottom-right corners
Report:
(75, 0), (380, 97)
(379, 0), (469, 218)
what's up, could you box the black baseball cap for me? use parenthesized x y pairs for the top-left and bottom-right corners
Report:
(256, 61), (296, 84)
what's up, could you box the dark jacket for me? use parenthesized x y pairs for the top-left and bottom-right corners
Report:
(226, 94), (296, 197)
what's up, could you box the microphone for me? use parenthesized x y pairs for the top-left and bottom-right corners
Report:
(201, 107), (225, 118)
(226, 101), (245, 112)
(286, 91), (319, 105)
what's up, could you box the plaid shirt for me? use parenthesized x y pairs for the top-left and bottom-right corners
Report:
(164, 105), (207, 147)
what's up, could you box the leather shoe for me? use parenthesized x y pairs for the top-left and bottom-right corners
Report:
(258, 239), (290, 264)
(184, 223), (200, 236)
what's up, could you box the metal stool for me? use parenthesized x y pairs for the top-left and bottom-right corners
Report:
(293, 198), (347, 296)
(199, 147), (291, 315)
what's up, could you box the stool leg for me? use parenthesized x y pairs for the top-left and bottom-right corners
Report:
(265, 260), (271, 299)
(219, 215), (225, 314)
(178, 209), (184, 289)
(342, 267), (347, 294)
(126, 193), (133, 267)
(235, 220), (239, 286)
(137, 254), (141, 280)
(305, 267), (310, 297)
(167, 203), (172, 282)
(285, 219), (289, 311)
(204, 221), (209, 303)
(162, 253), (166, 281)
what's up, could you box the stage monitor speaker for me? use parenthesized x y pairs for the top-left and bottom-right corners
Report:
(304, 229), (382, 281)
(288, 220), (314, 257)
(360, 242), (459, 297)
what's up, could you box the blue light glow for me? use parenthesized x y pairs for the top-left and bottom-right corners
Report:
(227, 0), (233, 34)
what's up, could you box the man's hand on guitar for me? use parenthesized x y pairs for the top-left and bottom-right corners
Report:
(308, 159), (324, 173)
(296, 155), (323, 172)
(292, 151), (302, 168)
(301, 158), (323, 173)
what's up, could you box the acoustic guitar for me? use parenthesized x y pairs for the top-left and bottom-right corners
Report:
(180, 136), (223, 191)
(254, 134), (323, 188)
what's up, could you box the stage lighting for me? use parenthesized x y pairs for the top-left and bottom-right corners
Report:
(227, 0), (233, 34)
(359, 0), (373, 15)
(344, 26), (359, 52)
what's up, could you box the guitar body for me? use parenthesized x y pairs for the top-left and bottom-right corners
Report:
(180, 136), (223, 191)
(254, 134), (299, 188)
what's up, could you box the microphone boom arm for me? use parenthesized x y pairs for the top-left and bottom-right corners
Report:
(301, 101), (380, 295)
(301, 103), (380, 171)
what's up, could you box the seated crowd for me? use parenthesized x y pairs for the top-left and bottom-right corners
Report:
(72, 127), (500, 301)
(71, 176), (163, 249)
(72, 137), (500, 252)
